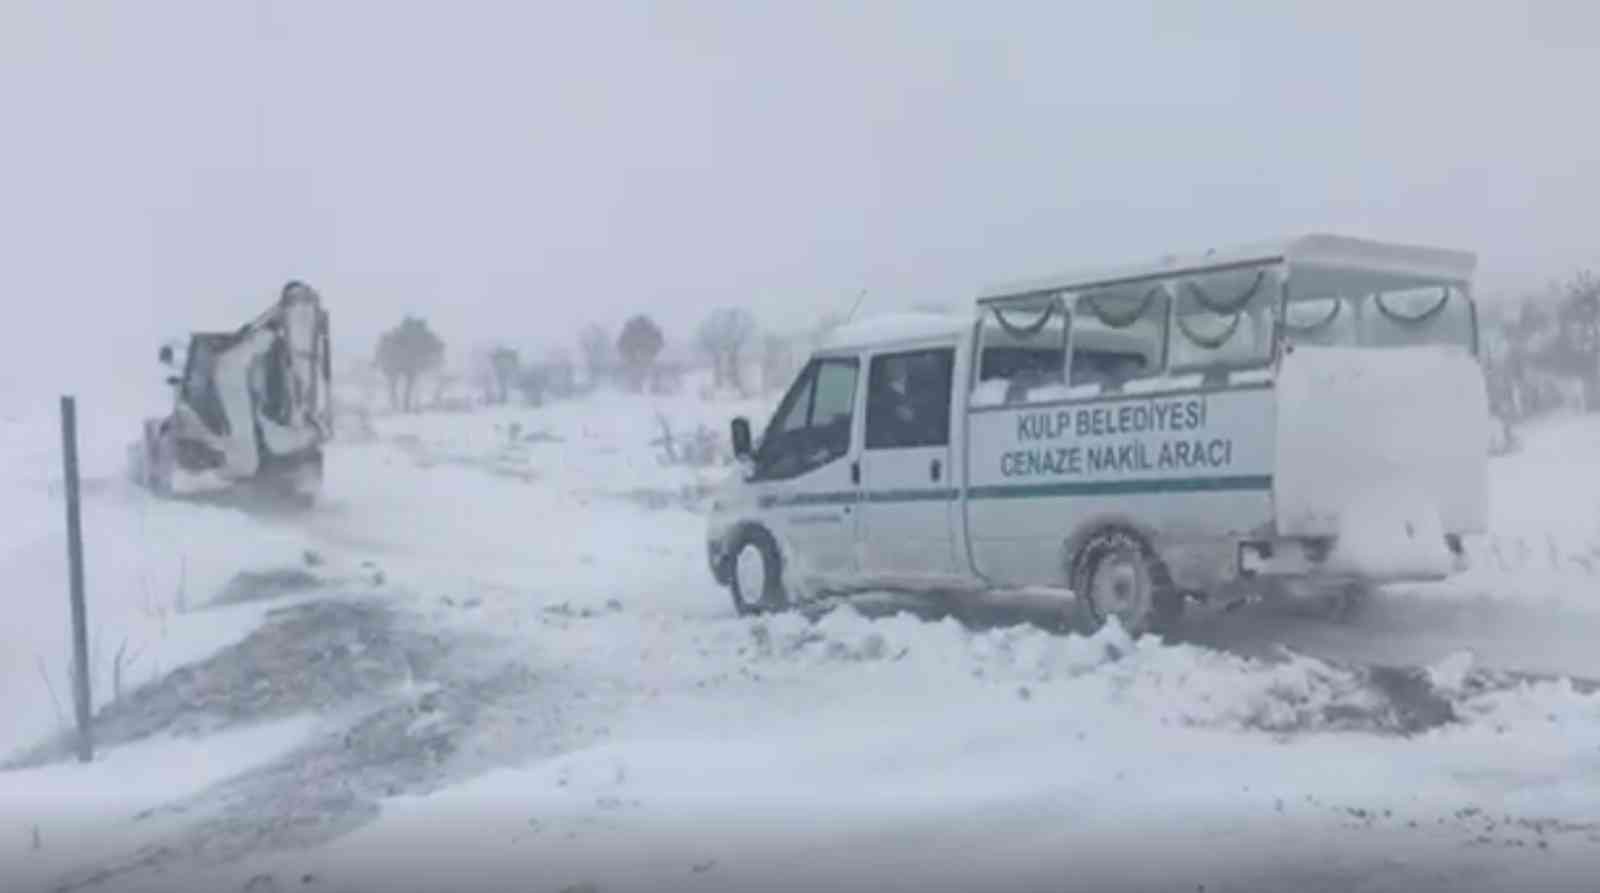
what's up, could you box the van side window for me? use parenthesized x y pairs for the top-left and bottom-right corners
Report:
(1283, 281), (1476, 354)
(867, 348), (955, 449)
(755, 358), (859, 480)
(1359, 285), (1477, 352)
(1283, 296), (1355, 348)
(1069, 284), (1169, 389)
(1167, 264), (1280, 373)
(972, 299), (1068, 407)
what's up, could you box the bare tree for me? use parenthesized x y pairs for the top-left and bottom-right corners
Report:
(617, 315), (665, 392)
(490, 347), (521, 405)
(516, 365), (547, 406)
(467, 345), (498, 405)
(761, 332), (798, 394)
(375, 317), (447, 412)
(542, 346), (578, 398)
(1556, 271), (1600, 411)
(696, 307), (758, 394)
(579, 324), (613, 386)
(1479, 307), (1519, 423)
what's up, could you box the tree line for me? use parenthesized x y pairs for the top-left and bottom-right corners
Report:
(1482, 269), (1600, 426)
(369, 306), (834, 413)
(367, 275), (1599, 424)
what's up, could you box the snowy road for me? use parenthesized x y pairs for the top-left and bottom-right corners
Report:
(6, 394), (1600, 892)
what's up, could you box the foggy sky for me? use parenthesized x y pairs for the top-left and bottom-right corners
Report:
(3, 0), (1597, 402)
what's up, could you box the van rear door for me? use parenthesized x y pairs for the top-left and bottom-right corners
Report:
(859, 347), (958, 576)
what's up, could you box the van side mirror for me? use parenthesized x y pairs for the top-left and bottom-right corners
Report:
(730, 417), (753, 459)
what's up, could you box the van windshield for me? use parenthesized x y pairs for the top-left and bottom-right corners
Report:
(1284, 282), (1476, 353)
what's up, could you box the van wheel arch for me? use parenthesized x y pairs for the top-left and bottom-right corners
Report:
(1063, 518), (1182, 636)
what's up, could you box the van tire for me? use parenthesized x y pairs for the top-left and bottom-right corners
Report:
(729, 527), (787, 616)
(1067, 527), (1182, 637)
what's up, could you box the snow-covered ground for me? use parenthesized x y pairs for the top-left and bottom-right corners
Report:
(5, 383), (1600, 892)
(0, 392), (323, 759)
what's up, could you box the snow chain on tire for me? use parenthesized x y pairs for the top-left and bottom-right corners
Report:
(1068, 527), (1182, 636)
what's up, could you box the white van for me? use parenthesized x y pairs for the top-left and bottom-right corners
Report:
(707, 235), (1490, 633)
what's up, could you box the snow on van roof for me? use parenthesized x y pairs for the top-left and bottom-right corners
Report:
(819, 312), (972, 351)
(977, 234), (1477, 302)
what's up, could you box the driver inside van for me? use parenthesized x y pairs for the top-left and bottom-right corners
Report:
(876, 359), (917, 423)
(882, 353), (954, 445)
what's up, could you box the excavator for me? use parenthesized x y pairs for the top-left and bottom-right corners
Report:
(130, 281), (333, 507)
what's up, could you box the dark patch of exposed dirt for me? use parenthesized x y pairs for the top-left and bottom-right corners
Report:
(51, 659), (543, 891)
(4, 599), (425, 770)
(1317, 799), (1600, 853)
(9, 597), (588, 893)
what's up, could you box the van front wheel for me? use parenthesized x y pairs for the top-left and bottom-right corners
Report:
(730, 528), (787, 616)
(1068, 528), (1181, 636)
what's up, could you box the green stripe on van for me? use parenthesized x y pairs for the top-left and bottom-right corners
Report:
(761, 489), (958, 509)
(864, 488), (959, 504)
(967, 474), (1272, 500)
(759, 491), (858, 509)
(758, 475), (1271, 509)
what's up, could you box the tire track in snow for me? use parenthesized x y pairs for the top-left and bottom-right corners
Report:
(1177, 587), (1600, 688)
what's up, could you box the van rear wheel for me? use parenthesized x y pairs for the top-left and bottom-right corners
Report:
(1069, 528), (1181, 636)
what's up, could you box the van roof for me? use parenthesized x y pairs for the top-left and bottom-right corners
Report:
(819, 312), (971, 352)
(977, 233), (1477, 303)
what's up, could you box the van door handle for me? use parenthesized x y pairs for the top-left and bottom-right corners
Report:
(930, 458), (942, 482)
(851, 460), (860, 486)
